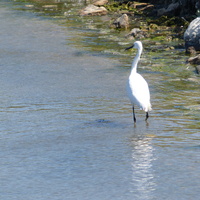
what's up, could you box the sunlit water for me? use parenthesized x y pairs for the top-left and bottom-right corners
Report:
(0, 1), (200, 200)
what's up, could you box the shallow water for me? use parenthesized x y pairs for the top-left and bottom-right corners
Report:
(0, 1), (200, 200)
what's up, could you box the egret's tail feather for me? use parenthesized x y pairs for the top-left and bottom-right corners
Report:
(149, 104), (152, 111)
(144, 104), (152, 112)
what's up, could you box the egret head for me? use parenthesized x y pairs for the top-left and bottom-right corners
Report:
(133, 41), (142, 49)
(125, 41), (143, 50)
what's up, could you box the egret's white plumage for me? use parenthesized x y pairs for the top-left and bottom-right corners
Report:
(126, 41), (152, 122)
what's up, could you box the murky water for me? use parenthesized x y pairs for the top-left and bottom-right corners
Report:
(0, 0), (200, 200)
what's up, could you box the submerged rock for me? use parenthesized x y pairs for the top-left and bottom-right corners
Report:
(184, 17), (200, 51)
(186, 46), (197, 55)
(195, 65), (200, 74)
(113, 14), (129, 29)
(80, 4), (108, 16)
(187, 54), (200, 65)
(126, 28), (146, 39)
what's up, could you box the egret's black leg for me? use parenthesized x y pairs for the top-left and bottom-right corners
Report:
(145, 112), (149, 121)
(132, 106), (136, 123)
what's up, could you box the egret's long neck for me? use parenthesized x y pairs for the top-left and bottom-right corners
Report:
(130, 47), (142, 74)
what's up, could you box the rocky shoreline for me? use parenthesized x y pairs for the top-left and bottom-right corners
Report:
(23, 0), (200, 74)
(80, 0), (200, 72)
(81, 0), (200, 48)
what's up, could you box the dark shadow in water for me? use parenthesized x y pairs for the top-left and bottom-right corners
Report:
(83, 119), (128, 129)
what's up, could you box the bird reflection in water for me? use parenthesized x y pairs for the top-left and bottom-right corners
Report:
(130, 136), (156, 199)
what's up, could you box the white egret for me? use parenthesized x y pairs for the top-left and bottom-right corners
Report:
(126, 41), (152, 123)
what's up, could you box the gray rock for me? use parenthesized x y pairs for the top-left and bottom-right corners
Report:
(184, 17), (200, 51)
(113, 14), (129, 29)
(126, 28), (146, 39)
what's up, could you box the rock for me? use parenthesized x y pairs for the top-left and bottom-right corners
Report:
(93, 0), (108, 6)
(164, 46), (175, 51)
(126, 28), (146, 39)
(187, 54), (200, 65)
(186, 46), (197, 55)
(157, 2), (179, 16)
(148, 23), (159, 30)
(129, 28), (141, 37)
(80, 4), (108, 16)
(113, 14), (129, 29)
(184, 17), (200, 51)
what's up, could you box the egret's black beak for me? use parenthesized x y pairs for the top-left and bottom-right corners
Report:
(125, 45), (134, 51)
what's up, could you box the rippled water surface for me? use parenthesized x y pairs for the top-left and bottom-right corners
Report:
(0, 1), (200, 200)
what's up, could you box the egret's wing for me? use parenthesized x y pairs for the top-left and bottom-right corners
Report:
(127, 73), (151, 111)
